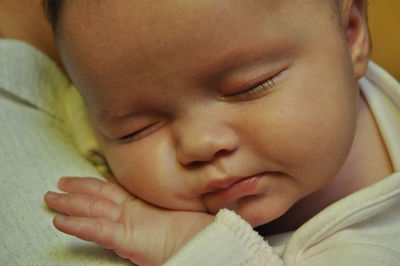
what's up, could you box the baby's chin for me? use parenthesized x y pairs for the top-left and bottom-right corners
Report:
(227, 199), (290, 228)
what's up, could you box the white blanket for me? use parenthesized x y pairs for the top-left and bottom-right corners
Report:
(0, 39), (128, 266)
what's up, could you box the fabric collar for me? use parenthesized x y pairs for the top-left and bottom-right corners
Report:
(361, 61), (400, 171)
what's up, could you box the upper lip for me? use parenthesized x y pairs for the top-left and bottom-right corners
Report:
(202, 173), (263, 195)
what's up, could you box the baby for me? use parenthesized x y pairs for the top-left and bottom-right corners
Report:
(44, 0), (400, 265)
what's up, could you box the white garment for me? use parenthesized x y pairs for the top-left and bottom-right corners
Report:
(165, 62), (400, 266)
(0, 39), (130, 266)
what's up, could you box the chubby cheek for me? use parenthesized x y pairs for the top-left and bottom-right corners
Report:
(104, 141), (175, 201)
(282, 109), (353, 184)
(100, 135), (206, 211)
(247, 81), (357, 190)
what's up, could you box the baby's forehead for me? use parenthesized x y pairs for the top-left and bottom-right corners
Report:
(58, 0), (342, 57)
(50, 0), (339, 35)
(59, 2), (294, 73)
(56, 0), (344, 106)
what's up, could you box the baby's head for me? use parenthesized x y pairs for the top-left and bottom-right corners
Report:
(45, 0), (370, 227)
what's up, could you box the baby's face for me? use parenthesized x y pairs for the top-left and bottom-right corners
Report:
(60, 0), (361, 227)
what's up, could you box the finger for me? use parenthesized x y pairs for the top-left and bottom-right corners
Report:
(53, 215), (127, 252)
(58, 177), (132, 204)
(44, 192), (121, 221)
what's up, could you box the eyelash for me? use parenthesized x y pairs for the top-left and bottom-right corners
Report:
(118, 122), (162, 143)
(224, 77), (277, 101)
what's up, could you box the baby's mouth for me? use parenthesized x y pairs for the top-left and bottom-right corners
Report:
(201, 173), (265, 213)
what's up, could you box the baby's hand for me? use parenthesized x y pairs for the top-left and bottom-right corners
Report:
(44, 177), (213, 266)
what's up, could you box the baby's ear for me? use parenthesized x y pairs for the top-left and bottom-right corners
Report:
(342, 0), (370, 79)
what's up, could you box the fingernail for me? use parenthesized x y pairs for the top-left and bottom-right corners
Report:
(45, 191), (57, 200)
(54, 215), (66, 225)
(58, 177), (68, 189)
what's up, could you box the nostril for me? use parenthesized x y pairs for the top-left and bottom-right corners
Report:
(214, 149), (232, 158)
(188, 160), (208, 168)
(186, 149), (233, 168)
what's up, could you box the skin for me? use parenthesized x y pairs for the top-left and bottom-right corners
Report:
(54, 0), (392, 229)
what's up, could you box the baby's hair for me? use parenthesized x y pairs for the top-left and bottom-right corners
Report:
(43, 0), (63, 31)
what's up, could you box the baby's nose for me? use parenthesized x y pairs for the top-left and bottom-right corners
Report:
(174, 120), (240, 166)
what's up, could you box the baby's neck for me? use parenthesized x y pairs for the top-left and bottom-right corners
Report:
(256, 92), (393, 236)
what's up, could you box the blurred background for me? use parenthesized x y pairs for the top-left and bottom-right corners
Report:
(368, 0), (400, 80)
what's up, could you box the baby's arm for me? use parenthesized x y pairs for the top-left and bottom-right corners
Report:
(44, 177), (213, 266)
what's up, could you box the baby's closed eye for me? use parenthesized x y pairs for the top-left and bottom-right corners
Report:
(118, 121), (165, 143)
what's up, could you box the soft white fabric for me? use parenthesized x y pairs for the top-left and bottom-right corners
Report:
(0, 39), (130, 265)
(165, 62), (400, 265)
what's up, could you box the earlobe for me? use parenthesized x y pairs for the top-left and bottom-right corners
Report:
(343, 0), (370, 79)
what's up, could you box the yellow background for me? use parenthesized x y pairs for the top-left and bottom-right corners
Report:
(369, 0), (400, 80)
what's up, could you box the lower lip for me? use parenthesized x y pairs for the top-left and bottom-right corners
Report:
(211, 174), (263, 200)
